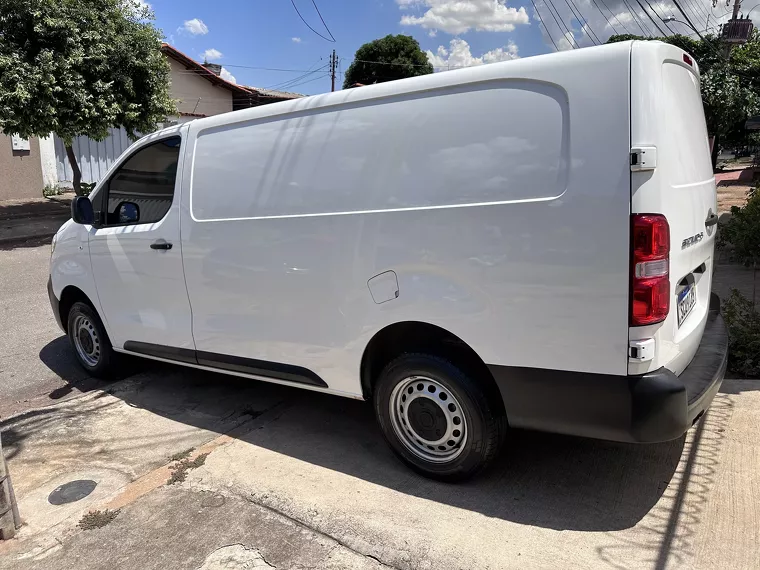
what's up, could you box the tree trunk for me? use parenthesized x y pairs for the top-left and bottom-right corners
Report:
(711, 134), (720, 171)
(65, 144), (83, 196)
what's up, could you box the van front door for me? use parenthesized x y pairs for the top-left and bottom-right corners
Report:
(88, 135), (194, 353)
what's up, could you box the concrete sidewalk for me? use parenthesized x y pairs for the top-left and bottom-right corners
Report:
(1, 369), (758, 569)
(0, 197), (71, 248)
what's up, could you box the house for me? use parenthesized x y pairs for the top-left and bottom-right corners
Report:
(2, 45), (306, 200)
(161, 44), (303, 123)
(47, 45), (304, 189)
(2, 44), (306, 201)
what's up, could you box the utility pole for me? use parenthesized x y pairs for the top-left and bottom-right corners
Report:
(722, 0), (754, 56)
(329, 50), (337, 92)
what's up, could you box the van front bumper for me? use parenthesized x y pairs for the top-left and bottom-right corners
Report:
(47, 276), (64, 332)
(489, 294), (728, 443)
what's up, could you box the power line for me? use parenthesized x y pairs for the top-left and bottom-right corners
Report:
(544, 0), (581, 47)
(591, 0), (634, 35)
(634, 0), (669, 35)
(640, 0), (671, 35)
(687, 0), (713, 23)
(264, 60), (328, 90)
(672, 0), (706, 39)
(265, 65), (329, 91)
(621, 0), (653, 35)
(310, 0), (336, 42)
(280, 73), (330, 90)
(685, 0), (713, 29)
(599, 0), (635, 34)
(290, 0), (335, 42)
(647, 0), (676, 30)
(563, 0), (603, 44)
(530, 0), (561, 50)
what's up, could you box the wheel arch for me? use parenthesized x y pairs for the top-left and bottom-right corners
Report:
(359, 321), (504, 413)
(58, 285), (97, 333)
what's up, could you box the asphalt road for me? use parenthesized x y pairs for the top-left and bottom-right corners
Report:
(0, 243), (103, 418)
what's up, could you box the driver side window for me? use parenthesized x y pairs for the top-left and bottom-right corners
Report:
(102, 136), (181, 226)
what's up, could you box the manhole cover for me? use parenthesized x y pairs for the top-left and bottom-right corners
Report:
(48, 480), (97, 505)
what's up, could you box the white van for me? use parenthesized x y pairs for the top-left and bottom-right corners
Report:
(49, 40), (727, 481)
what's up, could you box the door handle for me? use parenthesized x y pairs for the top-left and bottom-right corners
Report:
(150, 240), (173, 250)
(705, 213), (719, 227)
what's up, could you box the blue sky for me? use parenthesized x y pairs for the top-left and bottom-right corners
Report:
(145, 0), (727, 95)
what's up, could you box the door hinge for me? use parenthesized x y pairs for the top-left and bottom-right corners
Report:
(630, 146), (657, 171)
(629, 338), (655, 362)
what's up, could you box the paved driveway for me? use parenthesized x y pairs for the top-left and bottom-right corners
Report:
(1, 244), (759, 569)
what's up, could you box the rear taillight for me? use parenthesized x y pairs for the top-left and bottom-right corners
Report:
(631, 214), (670, 326)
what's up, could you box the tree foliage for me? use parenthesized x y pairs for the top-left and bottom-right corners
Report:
(343, 34), (433, 89)
(606, 33), (760, 140)
(0, 0), (176, 194)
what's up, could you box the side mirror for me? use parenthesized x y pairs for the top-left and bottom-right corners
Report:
(71, 196), (94, 225)
(117, 202), (140, 224)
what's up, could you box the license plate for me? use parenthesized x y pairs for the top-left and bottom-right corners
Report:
(677, 285), (696, 327)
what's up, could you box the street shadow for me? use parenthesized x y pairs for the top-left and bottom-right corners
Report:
(0, 198), (71, 250)
(26, 336), (720, 533)
(0, 199), (70, 220)
(595, 393), (734, 569)
(38, 336), (113, 400)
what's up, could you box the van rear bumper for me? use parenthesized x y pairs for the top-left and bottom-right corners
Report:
(489, 295), (728, 443)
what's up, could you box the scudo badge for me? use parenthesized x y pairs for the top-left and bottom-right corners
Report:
(681, 232), (704, 250)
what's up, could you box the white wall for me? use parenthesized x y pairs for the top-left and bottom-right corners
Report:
(38, 135), (58, 187)
(168, 58), (233, 118)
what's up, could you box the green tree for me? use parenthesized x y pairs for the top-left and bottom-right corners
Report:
(343, 34), (433, 89)
(0, 0), (176, 195)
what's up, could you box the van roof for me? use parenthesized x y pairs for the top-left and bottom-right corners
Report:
(186, 41), (647, 132)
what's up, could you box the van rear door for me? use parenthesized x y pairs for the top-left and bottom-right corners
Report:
(629, 41), (718, 376)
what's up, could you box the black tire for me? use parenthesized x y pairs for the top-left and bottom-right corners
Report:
(67, 301), (116, 378)
(374, 353), (506, 482)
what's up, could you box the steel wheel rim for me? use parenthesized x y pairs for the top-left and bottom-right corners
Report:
(389, 376), (467, 463)
(72, 314), (100, 368)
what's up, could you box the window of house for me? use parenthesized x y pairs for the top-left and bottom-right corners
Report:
(103, 137), (181, 226)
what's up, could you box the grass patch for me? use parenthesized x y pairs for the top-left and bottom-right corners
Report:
(724, 289), (760, 377)
(167, 453), (209, 485)
(169, 448), (193, 462)
(78, 509), (120, 530)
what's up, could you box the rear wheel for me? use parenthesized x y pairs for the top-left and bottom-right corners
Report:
(67, 302), (116, 378)
(374, 354), (506, 481)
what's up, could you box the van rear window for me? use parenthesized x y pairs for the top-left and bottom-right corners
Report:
(190, 81), (569, 221)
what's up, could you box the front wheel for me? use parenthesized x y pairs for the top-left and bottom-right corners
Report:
(67, 301), (116, 378)
(374, 354), (506, 482)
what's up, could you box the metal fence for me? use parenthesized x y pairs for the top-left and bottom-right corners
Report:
(54, 128), (133, 185)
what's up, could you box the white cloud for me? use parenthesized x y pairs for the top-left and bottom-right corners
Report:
(556, 31), (576, 51)
(398, 0), (529, 35)
(201, 48), (223, 61)
(220, 67), (237, 84)
(183, 18), (208, 35)
(426, 38), (519, 70)
(292, 37), (302, 43)
(531, 0), (735, 52)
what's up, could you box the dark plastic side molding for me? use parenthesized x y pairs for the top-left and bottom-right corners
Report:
(122, 341), (328, 388)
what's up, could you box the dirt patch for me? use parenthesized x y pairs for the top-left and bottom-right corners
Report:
(168, 453), (209, 485)
(718, 185), (752, 214)
(78, 509), (120, 530)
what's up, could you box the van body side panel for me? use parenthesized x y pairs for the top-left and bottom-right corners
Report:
(180, 43), (633, 396)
